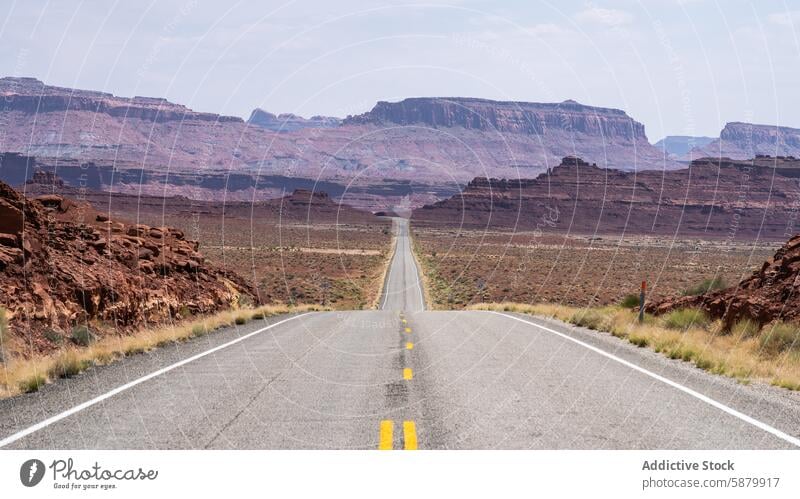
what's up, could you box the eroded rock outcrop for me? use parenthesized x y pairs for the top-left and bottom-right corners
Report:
(690, 122), (800, 160)
(411, 155), (800, 240)
(0, 180), (254, 354)
(648, 235), (800, 328)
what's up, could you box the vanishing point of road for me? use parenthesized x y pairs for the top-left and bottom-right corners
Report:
(1, 218), (799, 449)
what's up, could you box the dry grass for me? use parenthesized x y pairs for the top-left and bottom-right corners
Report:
(470, 302), (800, 391)
(0, 304), (323, 399)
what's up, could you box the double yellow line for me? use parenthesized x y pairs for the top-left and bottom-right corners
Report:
(378, 420), (417, 450)
(377, 313), (418, 450)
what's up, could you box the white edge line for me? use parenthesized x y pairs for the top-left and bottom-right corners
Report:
(0, 312), (314, 448)
(490, 311), (800, 448)
(379, 219), (399, 310)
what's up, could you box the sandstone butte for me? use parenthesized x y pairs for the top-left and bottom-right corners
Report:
(411, 155), (800, 241)
(0, 179), (254, 355)
(0, 77), (673, 210)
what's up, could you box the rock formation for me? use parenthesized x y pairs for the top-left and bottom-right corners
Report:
(411, 155), (800, 240)
(648, 234), (800, 328)
(0, 78), (677, 211)
(0, 180), (254, 354)
(247, 108), (340, 132)
(689, 122), (800, 160)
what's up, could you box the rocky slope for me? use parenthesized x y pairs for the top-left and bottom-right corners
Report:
(0, 180), (254, 354)
(411, 155), (800, 240)
(689, 122), (800, 160)
(0, 77), (675, 211)
(648, 234), (800, 328)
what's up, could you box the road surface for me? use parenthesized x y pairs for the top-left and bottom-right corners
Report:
(1, 218), (799, 449)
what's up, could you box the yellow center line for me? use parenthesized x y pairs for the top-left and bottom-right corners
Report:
(403, 421), (418, 450)
(378, 420), (393, 450)
(406, 342), (414, 350)
(403, 368), (413, 380)
(404, 327), (411, 333)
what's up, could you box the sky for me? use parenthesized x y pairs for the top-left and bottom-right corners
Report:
(0, 0), (798, 141)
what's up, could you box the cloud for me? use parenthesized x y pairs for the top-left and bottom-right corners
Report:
(768, 10), (800, 26)
(575, 7), (633, 27)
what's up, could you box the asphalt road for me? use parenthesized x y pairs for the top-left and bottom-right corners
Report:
(1, 218), (799, 449)
(380, 218), (425, 312)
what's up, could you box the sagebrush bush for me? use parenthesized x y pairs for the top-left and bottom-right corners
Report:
(19, 374), (46, 393)
(731, 319), (760, 338)
(191, 324), (207, 337)
(44, 329), (63, 344)
(620, 294), (641, 309)
(71, 325), (95, 346)
(663, 308), (711, 330)
(683, 277), (726, 296)
(49, 350), (90, 378)
(759, 322), (800, 356)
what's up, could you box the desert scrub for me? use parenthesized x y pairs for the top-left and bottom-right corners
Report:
(619, 294), (641, 309)
(569, 309), (610, 330)
(71, 325), (95, 346)
(44, 329), (63, 345)
(730, 319), (760, 338)
(470, 302), (800, 392)
(663, 308), (710, 330)
(49, 349), (91, 378)
(19, 373), (46, 393)
(759, 322), (800, 356)
(234, 314), (248, 325)
(0, 304), (324, 399)
(683, 277), (727, 296)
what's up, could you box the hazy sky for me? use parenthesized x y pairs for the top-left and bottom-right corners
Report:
(1, 0), (798, 140)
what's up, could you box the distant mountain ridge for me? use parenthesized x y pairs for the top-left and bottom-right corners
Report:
(0, 76), (682, 211)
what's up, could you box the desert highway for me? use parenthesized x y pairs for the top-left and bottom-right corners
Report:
(1, 218), (799, 449)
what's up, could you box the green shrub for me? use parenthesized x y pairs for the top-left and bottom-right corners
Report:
(44, 329), (63, 344)
(683, 277), (727, 296)
(234, 315), (248, 325)
(191, 324), (207, 337)
(759, 322), (800, 356)
(663, 308), (711, 330)
(19, 374), (46, 393)
(731, 319), (760, 338)
(620, 294), (641, 309)
(49, 351), (91, 378)
(70, 325), (95, 346)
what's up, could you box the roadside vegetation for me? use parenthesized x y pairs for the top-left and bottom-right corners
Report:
(0, 304), (323, 399)
(682, 276), (727, 296)
(469, 302), (800, 392)
(0, 307), (8, 363)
